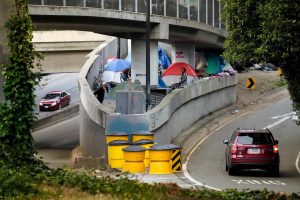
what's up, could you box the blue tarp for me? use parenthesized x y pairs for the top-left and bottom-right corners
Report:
(158, 47), (171, 69)
(158, 76), (168, 88)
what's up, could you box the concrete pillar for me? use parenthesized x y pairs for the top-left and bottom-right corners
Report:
(131, 39), (158, 86)
(172, 43), (195, 68)
(0, 0), (13, 101)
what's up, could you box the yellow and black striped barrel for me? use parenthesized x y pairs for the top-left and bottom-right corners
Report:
(170, 145), (182, 172)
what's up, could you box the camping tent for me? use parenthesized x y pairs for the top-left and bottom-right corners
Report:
(162, 62), (197, 86)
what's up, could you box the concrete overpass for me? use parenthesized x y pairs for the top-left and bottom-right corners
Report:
(28, 1), (226, 50)
(28, 0), (227, 86)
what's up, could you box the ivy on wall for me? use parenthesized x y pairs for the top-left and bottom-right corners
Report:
(0, 0), (42, 163)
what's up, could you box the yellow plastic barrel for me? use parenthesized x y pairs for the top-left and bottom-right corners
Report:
(122, 145), (146, 173)
(132, 139), (154, 167)
(168, 144), (182, 172)
(106, 132), (129, 143)
(107, 140), (130, 169)
(131, 131), (154, 143)
(149, 144), (173, 174)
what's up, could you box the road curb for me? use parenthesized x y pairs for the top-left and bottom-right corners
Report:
(33, 103), (79, 131)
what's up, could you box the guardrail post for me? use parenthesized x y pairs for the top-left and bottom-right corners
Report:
(176, 0), (179, 18)
(197, 0), (200, 22)
(150, 0), (152, 14)
(101, 0), (104, 8)
(41, 0), (44, 5)
(219, 1), (221, 29)
(187, 0), (190, 20)
(135, 0), (138, 12)
(119, 0), (121, 11)
(205, 0), (208, 24)
(164, 0), (166, 16)
(63, 0), (66, 6)
(212, 0), (215, 27)
(83, 0), (86, 7)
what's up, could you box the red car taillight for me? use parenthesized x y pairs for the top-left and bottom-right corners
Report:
(231, 144), (237, 154)
(273, 144), (279, 154)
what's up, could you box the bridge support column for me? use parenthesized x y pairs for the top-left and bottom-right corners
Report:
(131, 39), (158, 86)
(172, 43), (195, 68)
(0, 0), (13, 101)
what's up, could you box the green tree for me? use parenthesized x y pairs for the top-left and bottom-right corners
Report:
(0, 0), (42, 164)
(221, 0), (300, 124)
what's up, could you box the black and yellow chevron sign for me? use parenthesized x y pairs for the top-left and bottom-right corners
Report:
(171, 149), (182, 172)
(246, 77), (256, 89)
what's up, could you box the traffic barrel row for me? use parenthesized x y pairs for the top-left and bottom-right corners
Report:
(106, 131), (182, 174)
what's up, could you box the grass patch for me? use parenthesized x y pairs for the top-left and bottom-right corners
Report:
(0, 161), (299, 200)
(272, 78), (287, 89)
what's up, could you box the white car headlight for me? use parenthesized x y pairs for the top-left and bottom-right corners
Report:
(51, 102), (57, 106)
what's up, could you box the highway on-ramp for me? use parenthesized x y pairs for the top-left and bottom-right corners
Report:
(185, 97), (300, 193)
(33, 115), (79, 149)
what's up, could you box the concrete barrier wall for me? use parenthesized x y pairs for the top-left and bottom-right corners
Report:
(149, 76), (237, 144)
(33, 103), (79, 131)
(79, 37), (128, 160)
(105, 75), (237, 145)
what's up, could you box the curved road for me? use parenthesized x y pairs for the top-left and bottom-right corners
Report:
(186, 97), (300, 193)
(35, 73), (79, 117)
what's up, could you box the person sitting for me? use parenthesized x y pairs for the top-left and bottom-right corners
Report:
(179, 67), (187, 87)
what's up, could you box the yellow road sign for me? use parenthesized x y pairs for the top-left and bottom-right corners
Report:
(278, 67), (283, 76)
(246, 77), (256, 89)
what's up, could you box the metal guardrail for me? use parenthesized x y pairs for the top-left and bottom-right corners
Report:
(29, 0), (225, 30)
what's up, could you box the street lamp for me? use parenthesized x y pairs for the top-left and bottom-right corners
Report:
(145, 0), (151, 111)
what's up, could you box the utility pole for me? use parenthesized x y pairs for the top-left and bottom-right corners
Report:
(145, 0), (151, 111)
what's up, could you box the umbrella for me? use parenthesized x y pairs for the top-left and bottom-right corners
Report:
(101, 71), (122, 83)
(104, 59), (131, 72)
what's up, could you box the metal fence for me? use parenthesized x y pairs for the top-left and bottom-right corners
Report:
(29, 0), (225, 29)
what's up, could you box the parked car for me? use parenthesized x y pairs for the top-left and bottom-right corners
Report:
(39, 91), (71, 111)
(223, 128), (280, 176)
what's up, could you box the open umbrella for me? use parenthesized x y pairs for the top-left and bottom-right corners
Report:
(102, 59), (131, 83)
(104, 59), (131, 72)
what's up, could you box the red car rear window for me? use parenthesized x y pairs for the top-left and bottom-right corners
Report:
(237, 133), (272, 145)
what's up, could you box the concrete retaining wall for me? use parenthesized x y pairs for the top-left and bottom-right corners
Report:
(149, 77), (237, 144)
(33, 103), (79, 131)
(105, 75), (237, 145)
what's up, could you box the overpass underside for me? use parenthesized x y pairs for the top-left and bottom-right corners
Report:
(29, 4), (226, 50)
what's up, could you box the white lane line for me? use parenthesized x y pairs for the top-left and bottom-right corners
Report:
(296, 152), (300, 175)
(264, 116), (290, 129)
(182, 132), (223, 191)
(182, 112), (252, 191)
(272, 112), (294, 119)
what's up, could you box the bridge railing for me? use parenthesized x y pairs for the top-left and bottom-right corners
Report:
(29, 0), (225, 30)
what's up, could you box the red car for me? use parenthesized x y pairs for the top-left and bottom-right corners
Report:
(223, 128), (280, 176)
(39, 91), (71, 111)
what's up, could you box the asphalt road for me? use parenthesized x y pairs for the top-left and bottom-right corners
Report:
(186, 97), (300, 193)
(33, 115), (79, 149)
(34, 73), (79, 117)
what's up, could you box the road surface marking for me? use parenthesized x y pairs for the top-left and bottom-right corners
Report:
(264, 116), (290, 129)
(296, 152), (300, 175)
(182, 163), (221, 191)
(232, 179), (286, 186)
(182, 111), (253, 191)
(271, 112), (294, 119)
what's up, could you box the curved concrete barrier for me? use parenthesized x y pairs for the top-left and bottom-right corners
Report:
(78, 39), (237, 169)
